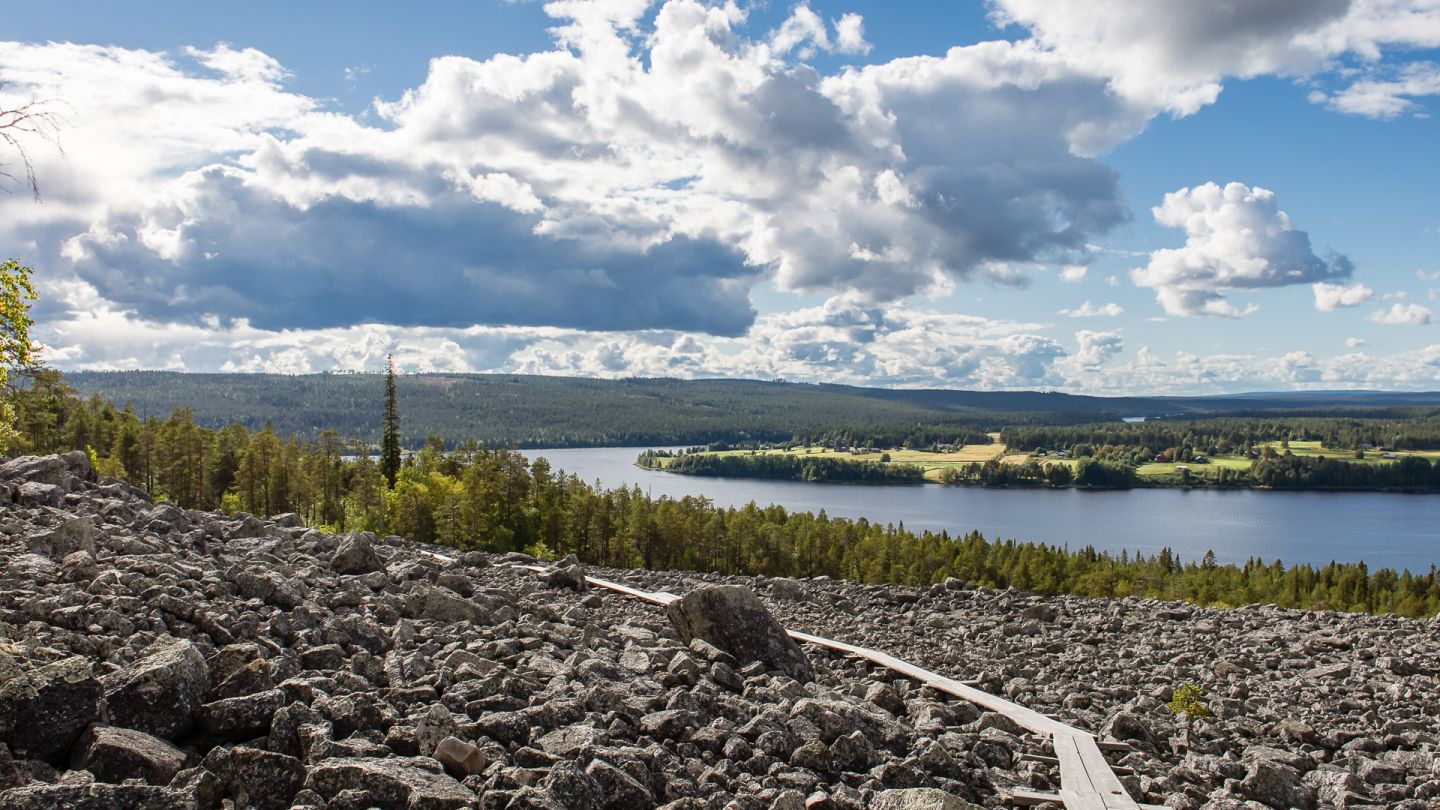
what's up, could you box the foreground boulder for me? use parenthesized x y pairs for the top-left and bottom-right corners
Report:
(871, 788), (982, 809)
(666, 584), (813, 681)
(304, 757), (475, 809)
(27, 517), (98, 560)
(102, 637), (210, 739)
(0, 783), (197, 810)
(331, 531), (384, 575)
(0, 656), (100, 762)
(229, 746), (308, 810)
(71, 725), (186, 785)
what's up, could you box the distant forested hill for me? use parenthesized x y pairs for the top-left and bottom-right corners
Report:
(59, 371), (1440, 449)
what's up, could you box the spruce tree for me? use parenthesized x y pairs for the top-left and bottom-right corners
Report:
(380, 355), (401, 488)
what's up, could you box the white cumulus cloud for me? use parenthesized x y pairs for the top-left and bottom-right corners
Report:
(1368, 302), (1435, 325)
(1313, 282), (1374, 311)
(1315, 61), (1440, 118)
(1131, 182), (1353, 317)
(990, 0), (1440, 117)
(1072, 330), (1124, 367)
(1058, 301), (1123, 318)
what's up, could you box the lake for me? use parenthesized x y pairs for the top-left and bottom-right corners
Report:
(527, 446), (1440, 573)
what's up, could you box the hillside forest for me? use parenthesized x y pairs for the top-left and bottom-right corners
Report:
(5, 368), (1439, 618)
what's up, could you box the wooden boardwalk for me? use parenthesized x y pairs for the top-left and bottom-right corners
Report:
(526, 568), (1163, 810)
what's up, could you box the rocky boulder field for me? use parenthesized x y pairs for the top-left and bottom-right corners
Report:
(0, 452), (1437, 810)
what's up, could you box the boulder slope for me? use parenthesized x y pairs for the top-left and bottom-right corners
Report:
(0, 453), (1436, 809)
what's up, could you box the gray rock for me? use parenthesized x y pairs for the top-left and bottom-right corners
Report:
(14, 481), (64, 507)
(304, 756), (475, 809)
(0, 783), (198, 809)
(584, 759), (653, 809)
(665, 585), (813, 681)
(230, 746), (307, 810)
(28, 517), (98, 560)
(1302, 662), (1350, 680)
(331, 532), (384, 575)
(59, 550), (98, 582)
(0, 452), (91, 488)
(413, 586), (488, 625)
(542, 563), (588, 591)
(870, 788), (980, 809)
(197, 688), (286, 741)
(1358, 758), (1406, 784)
(1020, 604), (1056, 622)
(0, 656), (100, 762)
(102, 637), (210, 739)
(71, 725), (186, 785)
(541, 760), (603, 810)
(416, 705), (460, 757)
(1240, 760), (1313, 809)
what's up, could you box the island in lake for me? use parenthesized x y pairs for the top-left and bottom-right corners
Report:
(639, 417), (1440, 492)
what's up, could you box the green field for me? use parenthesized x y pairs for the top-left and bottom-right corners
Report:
(1132, 441), (1440, 481)
(662, 437), (1440, 487)
(657, 441), (1101, 482)
(1136, 455), (1253, 478)
(1256, 440), (1440, 463)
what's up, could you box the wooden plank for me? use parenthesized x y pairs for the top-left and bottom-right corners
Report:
(587, 576), (679, 606)
(787, 628), (1075, 738)
(1056, 733), (1150, 810)
(1005, 788), (1065, 806)
(1053, 734), (1109, 810)
(1019, 754), (1134, 775)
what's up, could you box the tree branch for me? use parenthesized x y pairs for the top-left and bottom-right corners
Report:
(0, 82), (65, 202)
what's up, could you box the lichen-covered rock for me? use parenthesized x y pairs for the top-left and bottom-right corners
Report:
(870, 788), (981, 809)
(0, 657), (100, 762)
(28, 517), (98, 560)
(71, 725), (186, 785)
(331, 532), (384, 575)
(542, 564), (588, 591)
(230, 746), (307, 810)
(197, 689), (286, 742)
(304, 756), (475, 809)
(0, 782), (198, 810)
(1240, 760), (1313, 810)
(102, 637), (209, 739)
(411, 586), (488, 625)
(665, 585), (813, 681)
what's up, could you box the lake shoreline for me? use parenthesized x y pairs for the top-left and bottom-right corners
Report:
(526, 446), (1440, 572)
(638, 460), (1440, 495)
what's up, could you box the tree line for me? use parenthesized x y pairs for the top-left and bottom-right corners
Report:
(4, 368), (1439, 618)
(1003, 415), (1440, 455)
(640, 451), (926, 484)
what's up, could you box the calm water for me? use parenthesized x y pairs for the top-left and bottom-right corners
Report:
(527, 446), (1440, 573)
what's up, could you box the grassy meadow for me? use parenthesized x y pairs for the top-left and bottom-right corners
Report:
(654, 437), (1440, 487)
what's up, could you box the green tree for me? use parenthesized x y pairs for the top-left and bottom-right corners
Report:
(380, 354), (402, 487)
(1167, 682), (1213, 748)
(0, 259), (38, 453)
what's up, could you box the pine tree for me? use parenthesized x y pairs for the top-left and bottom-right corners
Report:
(381, 355), (402, 488)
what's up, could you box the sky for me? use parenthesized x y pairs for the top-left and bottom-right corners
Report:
(2, 0), (1439, 394)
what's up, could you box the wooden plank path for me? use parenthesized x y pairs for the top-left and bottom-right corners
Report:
(520, 566), (1160, 810)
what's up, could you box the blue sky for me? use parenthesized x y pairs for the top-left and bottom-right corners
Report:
(3, 0), (1439, 392)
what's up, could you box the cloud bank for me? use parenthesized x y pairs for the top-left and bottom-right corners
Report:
(1, 0), (1436, 393)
